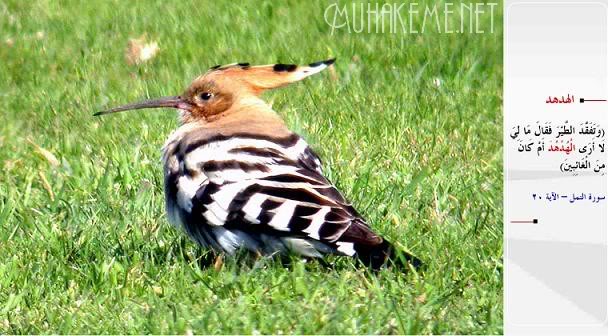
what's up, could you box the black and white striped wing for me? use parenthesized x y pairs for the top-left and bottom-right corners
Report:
(167, 133), (383, 257)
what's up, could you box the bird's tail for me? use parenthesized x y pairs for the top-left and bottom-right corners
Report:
(354, 239), (423, 271)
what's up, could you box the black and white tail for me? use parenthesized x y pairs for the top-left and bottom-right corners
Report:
(353, 239), (422, 270)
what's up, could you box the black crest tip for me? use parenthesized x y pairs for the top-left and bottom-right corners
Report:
(273, 63), (298, 72)
(309, 58), (336, 67)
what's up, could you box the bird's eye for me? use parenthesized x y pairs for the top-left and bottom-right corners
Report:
(199, 92), (213, 101)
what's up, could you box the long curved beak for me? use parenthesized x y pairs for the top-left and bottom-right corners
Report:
(93, 96), (192, 116)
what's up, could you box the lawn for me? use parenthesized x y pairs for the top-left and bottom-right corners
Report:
(0, 0), (503, 334)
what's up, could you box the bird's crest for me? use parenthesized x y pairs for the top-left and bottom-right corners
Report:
(95, 58), (335, 126)
(201, 58), (335, 95)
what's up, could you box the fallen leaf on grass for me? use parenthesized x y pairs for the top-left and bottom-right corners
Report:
(125, 35), (160, 65)
(328, 63), (338, 81)
(433, 77), (442, 88)
(38, 171), (55, 201)
(27, 139), (60, 167)
(214, 254), (223, 271)
(415, 293), (427, 304)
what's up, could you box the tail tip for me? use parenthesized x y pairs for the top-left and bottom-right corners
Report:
(355, 240), (423, 271)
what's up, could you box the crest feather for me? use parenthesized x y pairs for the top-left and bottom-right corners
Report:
(204, 58), (336, 95)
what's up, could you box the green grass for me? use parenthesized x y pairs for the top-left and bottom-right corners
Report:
(0, 0), (502, 334)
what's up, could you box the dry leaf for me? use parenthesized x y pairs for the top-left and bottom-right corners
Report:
(415, 293), (427, 304)
(125, 35), (160, 65)
(4, 159), (22, 171)
(28, 139), (60, 167)
(38, 171), (55, 201)
(213, 255), (223, 271)
(390, 213), (400, 226)
(329, 63), (338, 82)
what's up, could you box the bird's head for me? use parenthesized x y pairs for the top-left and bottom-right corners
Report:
(95, 58), (335, 125)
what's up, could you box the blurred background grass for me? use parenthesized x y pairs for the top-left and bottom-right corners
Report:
(0, 0), (502, 334)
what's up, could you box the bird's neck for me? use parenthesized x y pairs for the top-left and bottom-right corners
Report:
(179, 95), (292, 138)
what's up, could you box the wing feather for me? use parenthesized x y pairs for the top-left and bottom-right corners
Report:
(174, 134), (382, 255)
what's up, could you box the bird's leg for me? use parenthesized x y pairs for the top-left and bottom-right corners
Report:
(195, 249), (219, 269)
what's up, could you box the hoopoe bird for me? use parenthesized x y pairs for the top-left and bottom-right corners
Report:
(95, 59), (421, 270)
